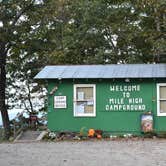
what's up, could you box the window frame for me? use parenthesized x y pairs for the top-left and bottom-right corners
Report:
(73, 84), (96, 117)
(157, 83), (166, 116)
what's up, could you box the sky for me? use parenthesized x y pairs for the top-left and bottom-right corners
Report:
(0, 109), (46, 126)
(0, 109), (23, 126)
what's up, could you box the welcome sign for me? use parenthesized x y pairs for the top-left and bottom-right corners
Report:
(103, 83), (151, 112)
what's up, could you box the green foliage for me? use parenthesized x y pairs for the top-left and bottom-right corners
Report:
(79, 127), (87, 137)
(143, 131), (157, 138)
(102, 132), (110, 138)
(0, 0), (58, 113)
(157, 132), (166, 138)
(41, 0), (165, 64)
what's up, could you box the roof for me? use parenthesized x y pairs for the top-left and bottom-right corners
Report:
(34, 64), (166, 79)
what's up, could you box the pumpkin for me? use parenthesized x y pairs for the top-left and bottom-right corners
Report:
(88, 129), (95, 137)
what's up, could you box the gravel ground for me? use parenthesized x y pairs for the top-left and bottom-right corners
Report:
(0, 140), (166, 166)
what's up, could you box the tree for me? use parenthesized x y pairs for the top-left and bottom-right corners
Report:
(52, 0), (166, 64)
(0, 0), (58, 139)
(133, 0), (166, 63)
(42, 0), (142, 64)
(7, 54), (47, 114)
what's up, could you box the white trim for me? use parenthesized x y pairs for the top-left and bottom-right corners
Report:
(157, 83), (166, 116)
(73, 84), (96, 117)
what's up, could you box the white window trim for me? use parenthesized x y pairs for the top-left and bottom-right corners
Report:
(157, 83), (166, 116)
(73, 84), (96, 117)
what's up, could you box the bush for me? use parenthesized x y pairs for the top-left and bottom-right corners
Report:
(143, 131), (157, 138)
(102, 132), (110, 138)
(79, 127), (87, 137)
(157, 132), (166, 138)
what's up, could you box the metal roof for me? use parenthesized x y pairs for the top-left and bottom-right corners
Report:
(34, 64), (166, 79)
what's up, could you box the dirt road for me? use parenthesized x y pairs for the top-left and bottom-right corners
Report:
(0, 140), (166, 166)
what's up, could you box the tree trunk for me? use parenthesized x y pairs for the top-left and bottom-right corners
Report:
(27, 82), (34, 113)
(0, 42), (11, 139)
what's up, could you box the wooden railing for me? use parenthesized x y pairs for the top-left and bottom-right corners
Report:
(13, 120), (24, 139)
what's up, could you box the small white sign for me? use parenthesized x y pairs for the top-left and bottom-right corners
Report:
(54, 96), (67, 108)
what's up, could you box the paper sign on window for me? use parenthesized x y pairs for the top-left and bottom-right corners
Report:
(54, 96), (67, 108)
(87, 101), (94, 106)
(77, 92), (84, 100)
(76, 105), (85, 114)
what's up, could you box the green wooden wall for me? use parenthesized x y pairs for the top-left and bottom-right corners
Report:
(47, 79), (166, 134)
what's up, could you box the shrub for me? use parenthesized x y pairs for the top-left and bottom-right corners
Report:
(143, 131), (157, 138)
(157, 132), (166, 138)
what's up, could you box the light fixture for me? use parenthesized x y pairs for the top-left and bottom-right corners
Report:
(125, 78), (130, 82)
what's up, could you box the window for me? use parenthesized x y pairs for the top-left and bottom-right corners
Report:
(74, 84), (96, 117)
(157, 83), (166, 116)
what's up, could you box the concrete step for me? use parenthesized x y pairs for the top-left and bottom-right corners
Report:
(14, 130), (45, 143)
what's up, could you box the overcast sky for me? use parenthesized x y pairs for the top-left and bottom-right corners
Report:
(0, 109), (23, 126)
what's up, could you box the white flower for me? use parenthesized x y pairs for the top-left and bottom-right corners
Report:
(49, 132), (56, 139)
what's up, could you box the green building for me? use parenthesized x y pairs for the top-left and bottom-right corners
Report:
(35, 64), (166, 135)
